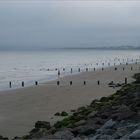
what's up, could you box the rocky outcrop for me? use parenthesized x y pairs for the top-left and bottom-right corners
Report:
(0, 136), (8, 140)
(13, 73), (140, 140)
(35, 121), (51, 129)
(129, 130), (140, 139)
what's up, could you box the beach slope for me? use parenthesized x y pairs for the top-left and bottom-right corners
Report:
(0, 63), (139, 138)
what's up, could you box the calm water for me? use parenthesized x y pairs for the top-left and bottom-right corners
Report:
(0, 49), (139, 91)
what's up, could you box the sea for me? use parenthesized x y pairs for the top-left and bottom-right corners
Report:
(0, 48), (140, 91)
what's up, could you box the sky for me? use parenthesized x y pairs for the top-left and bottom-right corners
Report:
(0, 1), (140, 50)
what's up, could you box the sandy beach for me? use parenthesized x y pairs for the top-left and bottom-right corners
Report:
(0, 63), (139, 138)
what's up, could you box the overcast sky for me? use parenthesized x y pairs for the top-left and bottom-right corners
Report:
(0, 1), (140, 50)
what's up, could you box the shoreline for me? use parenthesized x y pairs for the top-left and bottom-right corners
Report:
(0, 65), (123, 93)
(0, 63), (139, 138)
(0, 61), (137, 93)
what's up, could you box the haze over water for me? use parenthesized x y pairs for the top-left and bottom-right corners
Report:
(0, 49), (139, 91)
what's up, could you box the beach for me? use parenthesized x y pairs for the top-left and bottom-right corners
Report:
(0, 63), (139, 138)
(1, 1), (140, 139)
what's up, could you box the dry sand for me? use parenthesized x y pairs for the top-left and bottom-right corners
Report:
(0, 63), (139, 138)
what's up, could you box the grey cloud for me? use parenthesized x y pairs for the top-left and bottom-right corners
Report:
(0, 1), (140, 50)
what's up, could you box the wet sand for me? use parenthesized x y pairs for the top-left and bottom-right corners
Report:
(0, 63), (139, 138)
